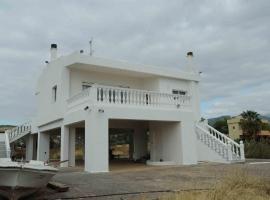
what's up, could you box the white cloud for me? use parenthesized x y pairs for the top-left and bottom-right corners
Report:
(0, 0), (270, 124)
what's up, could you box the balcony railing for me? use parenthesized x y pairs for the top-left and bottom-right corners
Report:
(67, 84), (191, 110)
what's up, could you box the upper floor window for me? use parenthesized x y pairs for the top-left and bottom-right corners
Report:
(172, 89), (187, 95)
(52, 85), (57, 102)
(82, 82), (93, 90)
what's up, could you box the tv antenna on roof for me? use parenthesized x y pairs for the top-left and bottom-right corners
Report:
(89, 38), (94, 56)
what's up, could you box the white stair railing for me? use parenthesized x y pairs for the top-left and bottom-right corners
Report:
(196, 121), (245, 162)
(6, 122), (32, 143)
(196, 125), (229, 159)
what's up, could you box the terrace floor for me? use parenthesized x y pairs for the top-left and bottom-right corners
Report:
(30, 159), (270, 200)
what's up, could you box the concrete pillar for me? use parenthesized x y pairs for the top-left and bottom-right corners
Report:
(239, 141), (245, 161)
(149, 123), (160, 162)
(190, 81), (200, 121)
(227, 142), (233, 161)
(133, 127), (147, 161)
(10, 142), (15, 159)
(149, 121), (182, 164)
(37, 131), (50, 162)
(32, 134), (38, 160)
(85, 111), (109, 173)
(69, 127), (76, 167)
(25, 134), (34, 161)
(180, 120), (198, 165)
(60, 125), (69, 167)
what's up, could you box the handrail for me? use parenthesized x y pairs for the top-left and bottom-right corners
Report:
(205, 124), (240, 147)
(67, 87), (91, 104)
(67, 84), (191, 108)
(196, 125), (227, 146)
(196, 121), (244, 161)
(7, 121), (32, 142)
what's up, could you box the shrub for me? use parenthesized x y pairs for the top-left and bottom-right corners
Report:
(244, 139), (270, 159)
(162, 170), (270, 200)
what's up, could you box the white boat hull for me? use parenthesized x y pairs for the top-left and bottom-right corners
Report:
(0, 167), (56, 188)
(0, 159), (57, 200)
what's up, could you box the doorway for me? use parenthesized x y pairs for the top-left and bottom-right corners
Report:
(109, 128), (134, 161)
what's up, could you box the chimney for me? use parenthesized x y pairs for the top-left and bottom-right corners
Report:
(186, 51), (197, 73)
(50, 44), (57, 61)
(187, 51), (193, 57)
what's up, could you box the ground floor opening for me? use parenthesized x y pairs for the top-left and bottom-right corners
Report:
(108, 120), (149, 170)
(36, 118), (188, 172)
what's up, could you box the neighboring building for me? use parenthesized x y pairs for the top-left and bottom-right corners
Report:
(2, 44), (245, 173)
(227, 116), (270, 140)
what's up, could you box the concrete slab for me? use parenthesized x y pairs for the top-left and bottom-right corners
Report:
(28, 161), (270, 200)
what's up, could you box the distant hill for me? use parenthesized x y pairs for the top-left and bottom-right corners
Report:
(0, 125), (15, 133)
(261, 114), (270, 121)
(208, 116), (231, 126)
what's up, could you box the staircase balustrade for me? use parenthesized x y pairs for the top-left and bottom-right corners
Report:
(6, 122), (31, 142)
(196, 121), (245, 162)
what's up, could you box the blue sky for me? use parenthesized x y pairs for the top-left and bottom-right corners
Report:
(0, 0), (270, 125)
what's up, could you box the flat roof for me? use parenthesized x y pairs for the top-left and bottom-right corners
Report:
(54, 52), (200, 81)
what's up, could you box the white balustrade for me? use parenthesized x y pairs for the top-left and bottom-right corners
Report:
(7, 122), (31, 142)
(196, 121), (245, 162)
(67, 84), (191, 110)
(196, 125), (228, 159)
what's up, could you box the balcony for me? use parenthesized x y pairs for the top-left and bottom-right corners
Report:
(67, 84), (191, 111)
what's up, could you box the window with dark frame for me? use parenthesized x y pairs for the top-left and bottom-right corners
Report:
(52, 85), (57, 102)
(172, 89), (187, 95)
(82, 82), (93, 90)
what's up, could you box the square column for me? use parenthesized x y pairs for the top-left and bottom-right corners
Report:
(133, 127), (147, 161)
(149, 121), (182, 164)
(180, 119), (198, 165)
(85, 111), (109, 173)
(69, 127), (76, 167)
(25, 134), (34, 161)
(37, 131), (50, 162)
(189, 81), (200, 121)
(60, 125), (69, 167)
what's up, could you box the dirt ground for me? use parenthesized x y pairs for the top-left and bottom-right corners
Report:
(30, 159), (270, 200)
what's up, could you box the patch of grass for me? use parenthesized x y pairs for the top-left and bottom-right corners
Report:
(161, 170), (270, 200)
(245, 139), (270, 159)
(75, 148), (84, 160)
(50, 148), (60, 160)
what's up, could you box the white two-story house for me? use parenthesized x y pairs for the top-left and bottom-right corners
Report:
(3, 44), (245, 173)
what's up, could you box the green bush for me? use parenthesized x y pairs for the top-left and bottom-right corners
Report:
(244, 139), (270, 159)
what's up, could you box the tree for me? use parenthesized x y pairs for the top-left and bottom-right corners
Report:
(213, 118), (229, 135)
(240, 110), (262, 140)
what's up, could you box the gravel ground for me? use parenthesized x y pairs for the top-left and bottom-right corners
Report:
(29, 159), (270, 200)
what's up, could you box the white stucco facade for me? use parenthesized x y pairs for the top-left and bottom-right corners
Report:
(4, 45), (245, 172)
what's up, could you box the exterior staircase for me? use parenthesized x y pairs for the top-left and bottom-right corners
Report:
(0, 132), (10, 158)
(0, 141), (6, 157)
(5, 122), (31, 143)
(195, 120), (245, 163)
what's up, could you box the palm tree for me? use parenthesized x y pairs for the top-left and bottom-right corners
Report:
(240, 110), (262, 140)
